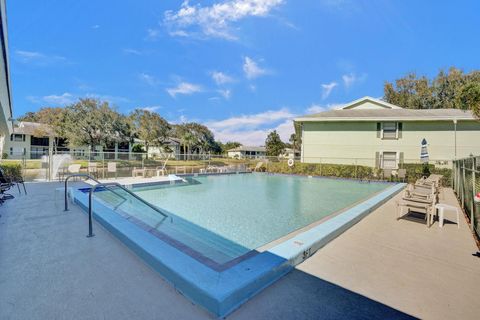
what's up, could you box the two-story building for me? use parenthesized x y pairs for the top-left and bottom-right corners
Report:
(4, 121), (133, 160)
(294, 96), (480, 169)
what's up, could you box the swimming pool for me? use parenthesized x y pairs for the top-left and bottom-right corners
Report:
(72, 173), (404, 316)
(134, 174), (389, 250)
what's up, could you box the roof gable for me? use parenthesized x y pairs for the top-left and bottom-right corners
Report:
(341, 96), (403, 110)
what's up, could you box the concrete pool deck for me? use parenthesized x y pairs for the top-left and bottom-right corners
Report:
(1, 182), (478, 319)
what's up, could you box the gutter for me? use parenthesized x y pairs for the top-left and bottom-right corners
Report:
(293, 116), (476, 122)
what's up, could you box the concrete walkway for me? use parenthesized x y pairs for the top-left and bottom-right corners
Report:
(298, 188), (480, 320)
(0, 182), (476, 319)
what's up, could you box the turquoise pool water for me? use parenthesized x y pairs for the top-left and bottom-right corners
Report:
(132, 174), (389, 251)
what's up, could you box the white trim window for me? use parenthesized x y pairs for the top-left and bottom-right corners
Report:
(381, 122), (398, 139)
(381, 151), (399, 169)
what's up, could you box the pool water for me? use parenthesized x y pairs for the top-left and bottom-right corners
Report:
(132, 174), (389, 251)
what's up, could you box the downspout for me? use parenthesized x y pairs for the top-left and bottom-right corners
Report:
(453, 118), (457, 160)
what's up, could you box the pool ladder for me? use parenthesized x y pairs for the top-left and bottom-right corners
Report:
(64, 173), (168, 238)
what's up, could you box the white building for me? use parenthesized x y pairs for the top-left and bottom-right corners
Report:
(227, 146), (266, 159)
(4, 121), (133, 160)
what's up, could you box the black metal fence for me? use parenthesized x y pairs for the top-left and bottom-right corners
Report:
(453, 156), (480, 238)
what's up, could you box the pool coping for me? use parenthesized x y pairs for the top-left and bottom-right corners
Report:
(71, 178), (405, 317)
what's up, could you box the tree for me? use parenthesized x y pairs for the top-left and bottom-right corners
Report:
(173, 122), (219, 158)
(129, 109), (171, 157)
(17, 107), (69, 152)
(17, 111), (38, 122)
(457, 82), (480, 117)
(384, 67), (480, 115)
(289, 133), (301, 152)
(64, 99), (131, 150)
(265, 130), (285, 156)
(221, 141), (242, 154)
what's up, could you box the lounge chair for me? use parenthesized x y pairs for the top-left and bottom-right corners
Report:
(0, 182), (14, 203)
(0, 167), (26, 195)
(397, 168), (407, 182)
(383, 169), (392, 180)
(253, 162), (264, 172)
(416, 174), (443, 188)
(397, 199), (435, 227)
(107, 162), (117, 179)
(67, 164), (81, 175)
(88, 162), (98, 178)
(397, 184), (437, 227)
(132, 167), (146, 178)
(156, 166), (167, 176)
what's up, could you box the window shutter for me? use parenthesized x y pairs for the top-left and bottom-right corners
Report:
(399, 152), (404, 166)
(398, 122), (403, 139)
(375, 151), (380, 168)
(376, 123), (381, 138)
(10, 134), (13, 141)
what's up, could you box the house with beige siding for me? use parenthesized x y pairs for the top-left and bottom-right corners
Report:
(294, 96), (480, 169)
(227, 146), (266, 159)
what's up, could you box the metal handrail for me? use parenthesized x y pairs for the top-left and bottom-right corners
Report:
(64, 173), (126, 211)
(87, 182), (169, 237)
(63, 173), (169, 237)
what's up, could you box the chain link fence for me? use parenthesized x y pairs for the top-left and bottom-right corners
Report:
(453, 156), (480, 238)
(0, 148), (453, 185)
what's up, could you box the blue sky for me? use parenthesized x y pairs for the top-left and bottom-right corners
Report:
(7, 0), (480, 145)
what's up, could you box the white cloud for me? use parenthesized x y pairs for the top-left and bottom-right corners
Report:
(243, 56), (267, 79)
(166, 82), (203, 97)
(146, 28), (160, 40)
(210, 71), (234, 85)
(306, 103), (344, 114)
(164, 0), (284, 40)
(342, 72), (367, 88)
(206, 108), (294, 131)
(15, 50), (67, 66)
(209, 117), (295, 146)
(140, 106), (162, 112)
(27, 92), (129, 106)
(218, 89), (232, 99)
(42, 93), (75, 105)
(139, 73), (158, 86)
(84, 93), (130, 104)
(321, 82), (337, 99)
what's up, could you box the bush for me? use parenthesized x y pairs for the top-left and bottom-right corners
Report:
(266, 161), (452, 186)
(403, 163), (452, 186)
(266, 162), (375, 179)
(0, 163), (23, 177)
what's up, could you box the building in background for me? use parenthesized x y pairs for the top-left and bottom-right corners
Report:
(0, 0), (14, 155)
(227, 146), (266, 159)
(294, 96), (480, 169)
(141, 137), (182, 159)
(4, 121), (134, 160)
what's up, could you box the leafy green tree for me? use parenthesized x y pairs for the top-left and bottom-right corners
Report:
(265, 130), (285, 156)
(173, 122), (218, 157)
(17, 111), (38, 122)
(221, 141), (242, 153)
(64, 99), (131, 150)
(129, 109), (171, 157)
(457, 82), (480, 117)
(289, 133), (301, 152)
(384, 67), (480, 115)
(18, 107), (69, 152)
